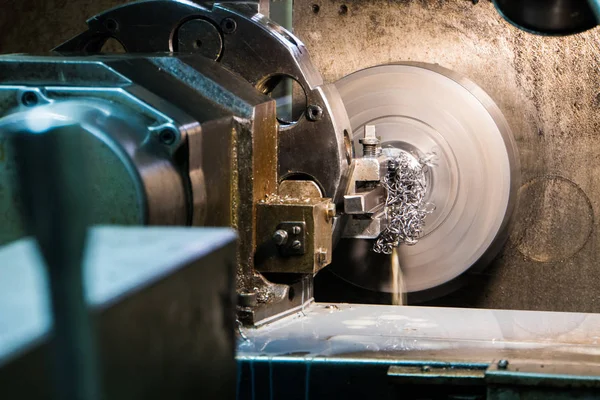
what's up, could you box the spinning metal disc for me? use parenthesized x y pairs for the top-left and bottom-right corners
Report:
(333, 63), (520, 299)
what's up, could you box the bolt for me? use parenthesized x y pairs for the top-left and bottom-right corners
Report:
(497, 359), (509, 369)
(421, 365), (431, 372)
(292, 226), (302, 235)
(291, 240), (302, 250)
(317, 248), (328, 265)
(272, 229), (288, 246)
(306, 104), (323, 121)
(221, 18), (237, 34)
(326, 202), (336, 221)
(359, 125), (380, 157)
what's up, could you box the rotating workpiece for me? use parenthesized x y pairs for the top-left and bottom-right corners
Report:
(334, 63), (520, 300)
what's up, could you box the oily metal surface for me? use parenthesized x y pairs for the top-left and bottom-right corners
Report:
(334, 63), (518, 294)
(295, 0), (600, 311)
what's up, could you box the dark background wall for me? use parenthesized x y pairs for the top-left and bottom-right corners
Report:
(0, 0), (130, 53)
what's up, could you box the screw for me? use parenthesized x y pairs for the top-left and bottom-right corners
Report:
(21, 91), (39, 107)
(273, 229), (288, 246)
(306, 105), (323, 121)
(359, 125), (380, 157)
(421, 365), (431, 372)
(221, 18), (237, 34)
(292, 226), (302, 235)
(326, 202), (336, 221)
(497, 359), (509, 369)
(312, 4), (320, 13)
(291, 240), (302, 250)
(159, 129), (177, 145)
(339, 4), (348, 14)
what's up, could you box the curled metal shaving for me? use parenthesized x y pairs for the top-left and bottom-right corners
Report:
(373, 152), (434, 254)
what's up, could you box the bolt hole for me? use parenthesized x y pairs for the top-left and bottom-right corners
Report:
(21, 91), (38, 107)
(339, 4), (348, 14)
(257, 74), (307, 125)
(221, 18), (237, 34)
(104, 18), (118, 32)
(159, 129), (177, 145)
(288, 287), (296, 301)
(194, 39), (202, 49)
(312, 4), (320, 13)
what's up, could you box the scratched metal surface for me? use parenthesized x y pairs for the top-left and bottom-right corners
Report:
(295, 0), (600, 312)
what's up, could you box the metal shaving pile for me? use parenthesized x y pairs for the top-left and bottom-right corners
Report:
(373, 152), (434, 254)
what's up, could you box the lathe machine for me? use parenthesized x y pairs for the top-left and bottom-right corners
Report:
(1, 0), (600, 399)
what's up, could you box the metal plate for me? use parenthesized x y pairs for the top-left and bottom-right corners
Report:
(332, 63), (519, 295)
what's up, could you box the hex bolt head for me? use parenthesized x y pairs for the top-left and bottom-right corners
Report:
(497, 359), (509, 369)
(272, 229), (289, 246)
(291, 240), (302, 250)
(359, 125), (380, 157)
(292, 226), (302, 235)
(306, 104), (323, 121)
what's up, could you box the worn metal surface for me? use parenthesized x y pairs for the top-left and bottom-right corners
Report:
(295, 0), (600, 312)
(0, 54), (270, 243)
(237, 302), (600, 399)
(255, 197), (333, 274)
(0, 226), (237, 399)
(53, 0), (352, 204)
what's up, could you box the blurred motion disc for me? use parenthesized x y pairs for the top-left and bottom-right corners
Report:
(333, 63), (520, 301)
